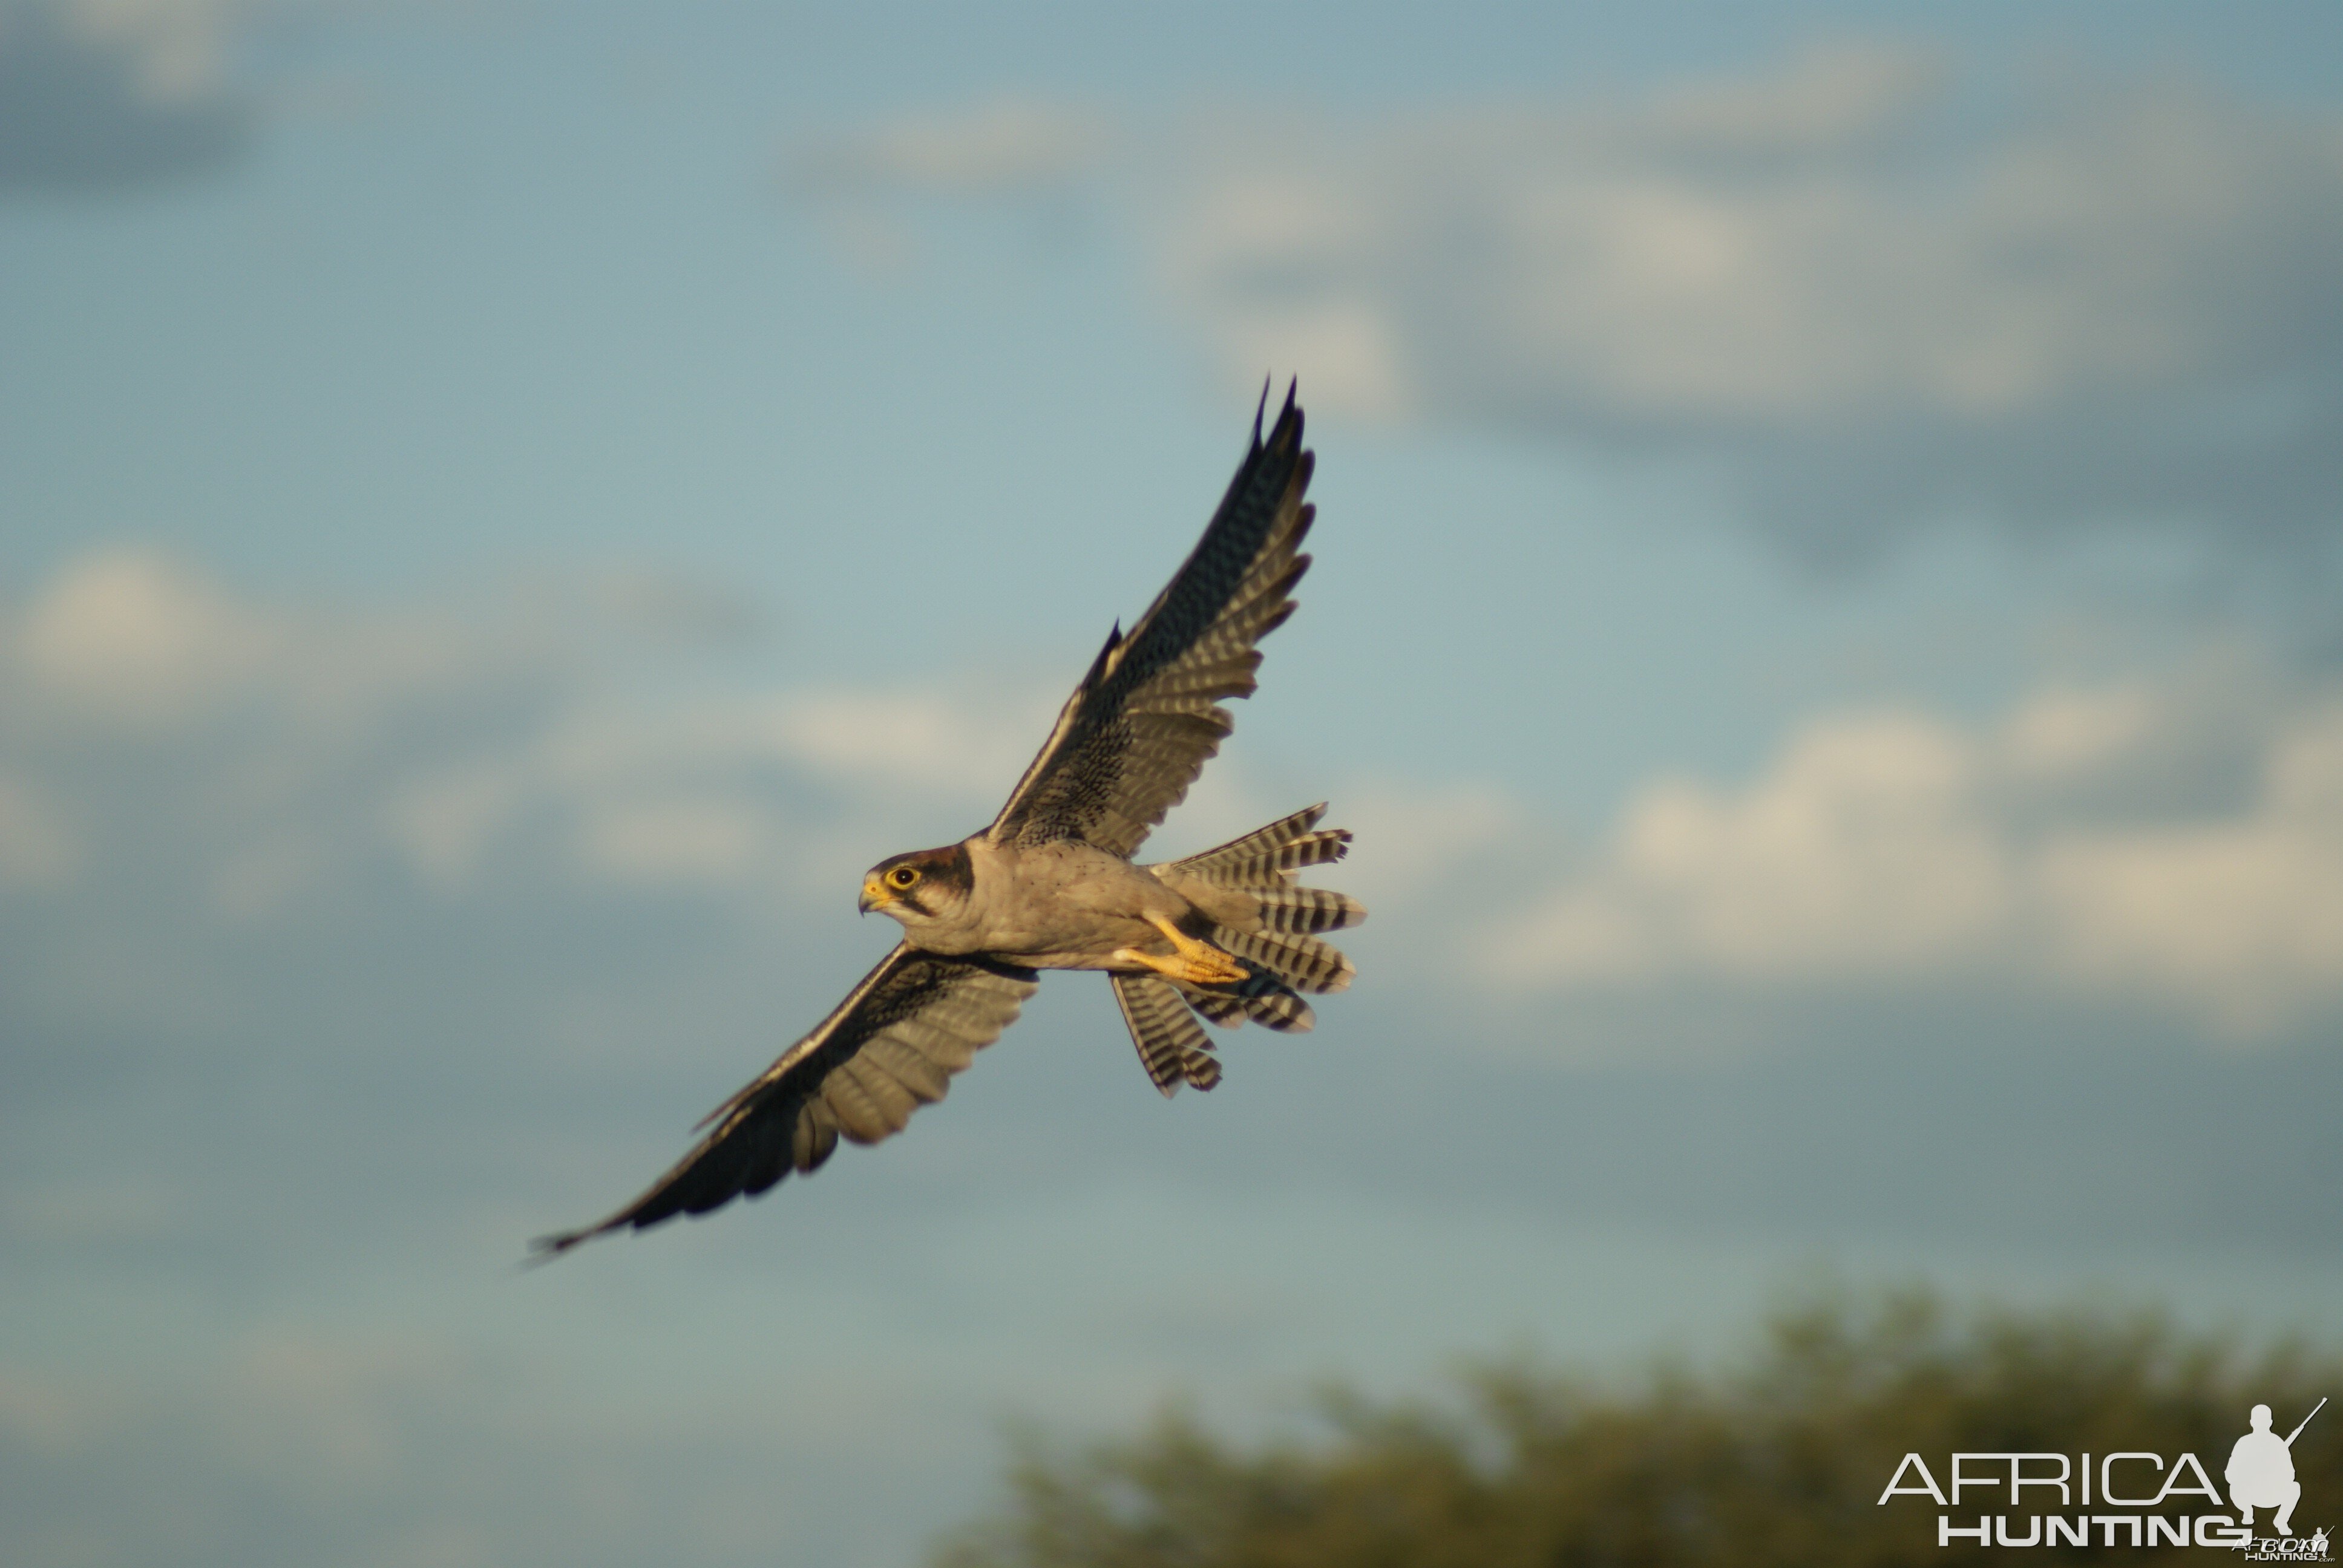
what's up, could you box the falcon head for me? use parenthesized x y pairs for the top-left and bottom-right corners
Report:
(859, 843), (975, 928)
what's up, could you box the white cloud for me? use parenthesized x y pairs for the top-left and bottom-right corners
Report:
(2034, 702), (2343, 1033)
(15, 546), (278, 723)
(1490, 670), (2343, 1034)
(375, 678), (1064, 894)
(0, 0), (257, 190)
(1160, 54), (2343, 554)
(761, 685), (1057, 799)
(47, 0), (251, 94)
(4, 547), (647, 736)
(1502, 713), (2011, 983)
(779, 97), (1116, 275)
(381, 759), (532, 890)
(0, 545), (1074, 909)
(1332, 779), (1526, 908)
(572, 795), (773, 887)
(16, 547), (2339, 1040)
(804, 51), (2343, 557)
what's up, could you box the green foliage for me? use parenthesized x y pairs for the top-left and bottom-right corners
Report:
(939, 1291), (2340, 1568)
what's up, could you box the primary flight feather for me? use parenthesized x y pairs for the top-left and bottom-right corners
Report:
(535, 385), (1362, 1256)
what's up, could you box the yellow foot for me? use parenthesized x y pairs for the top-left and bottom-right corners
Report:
(1115, 913), (1250, 987)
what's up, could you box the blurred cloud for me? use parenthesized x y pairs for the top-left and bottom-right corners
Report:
(5, 544), (605, 736)
(1488, 662), (2343, 1035)
(15, 548), (2343, 1039)
(0, 546), (1064, 920)
(0, 0), (255, 191)
(1326, 777), (1527, 908)
(782, 96), (1113, 272)
(381, 679), (1063, 896)
(782, 96), (1110, 200)
(18, 544), (280, 722)
(795, 47), (2343, 564)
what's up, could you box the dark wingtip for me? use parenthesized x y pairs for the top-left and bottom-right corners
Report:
(1265, 379), (1303, 454)
(1080, 618), (1124, 685)
(1253, 375), (1271, 446)
(523, 1226), (598, 1266)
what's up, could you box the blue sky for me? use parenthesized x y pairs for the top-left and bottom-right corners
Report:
(5, 3), (2343, 1566)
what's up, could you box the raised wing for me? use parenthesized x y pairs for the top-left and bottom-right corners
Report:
(531, 944), (1037, 1256)
(986, 384), (1316, 858)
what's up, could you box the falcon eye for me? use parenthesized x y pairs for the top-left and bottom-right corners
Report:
(888, 866), (919, 889)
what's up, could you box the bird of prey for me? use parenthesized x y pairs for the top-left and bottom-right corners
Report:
(534, 386), (1361, 1256)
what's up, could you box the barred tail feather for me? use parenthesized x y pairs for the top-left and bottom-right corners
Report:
(1109, 803), (1358, 1088)
(1251, 884), (1366, 935)
(1180, 800), (1360, 1019)
(1180, 973), (1316, 1033)
(1110, 973), (1223, 1095)
(1173, 803), (1352, 884)
(1217, 927), (1354, 994)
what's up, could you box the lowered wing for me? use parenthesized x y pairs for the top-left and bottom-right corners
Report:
(532, 944), (1037, 1256)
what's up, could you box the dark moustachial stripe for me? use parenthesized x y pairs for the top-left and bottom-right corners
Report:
(873, 843), (973, 890)
(926, 843), (973, 895)
(870, 843), (973, 918)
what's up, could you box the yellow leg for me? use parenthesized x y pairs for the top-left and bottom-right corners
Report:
(1113, 913), (1250, 986)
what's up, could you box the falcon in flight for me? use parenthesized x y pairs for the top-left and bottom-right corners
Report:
(536, 386), (1361, 1256)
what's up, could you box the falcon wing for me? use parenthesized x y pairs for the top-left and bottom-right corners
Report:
(986, 384), (1315, 858)
(531, 943), (1037, 1256)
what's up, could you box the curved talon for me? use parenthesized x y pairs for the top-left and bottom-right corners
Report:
(1114, 913), (1250, 987)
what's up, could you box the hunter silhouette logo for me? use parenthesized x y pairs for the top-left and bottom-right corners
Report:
(1876, 1396), (2328, 1553)
(2234, 1399), (2328, 1561)
(2230, 1400), (2320, 1536)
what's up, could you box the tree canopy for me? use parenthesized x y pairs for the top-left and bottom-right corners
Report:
(941, 1292), (2339, 1567)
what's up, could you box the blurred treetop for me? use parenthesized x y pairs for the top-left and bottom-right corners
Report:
(940, 1292), (2340, 1568)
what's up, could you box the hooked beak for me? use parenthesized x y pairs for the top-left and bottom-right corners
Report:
(858, 875), (887, 915)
